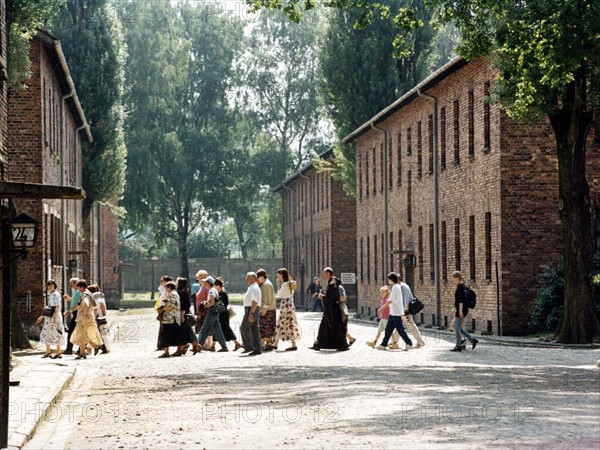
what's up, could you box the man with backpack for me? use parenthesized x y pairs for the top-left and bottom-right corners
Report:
(450, 271), (479, 352)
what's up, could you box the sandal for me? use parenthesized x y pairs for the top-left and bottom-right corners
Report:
(285, 346), (297, 351)
(158, 353), (170, 358)
(171, 351), (183, 357)
(51, 353), (62, 359)
(182, 344), (190, 355)
(233, 342), (242, 352)
(41, 353), (52, 358)
(192, 344), (202, 355)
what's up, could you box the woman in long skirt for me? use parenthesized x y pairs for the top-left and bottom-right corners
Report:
(268, 268), (301, 351)
(69, 280), (102, 359)
(38, 280), (65, 359)
(215, 278), (242, 351)
(157, 281), (185, 358)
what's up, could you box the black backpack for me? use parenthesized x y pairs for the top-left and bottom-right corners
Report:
(465, 286), (477, 309)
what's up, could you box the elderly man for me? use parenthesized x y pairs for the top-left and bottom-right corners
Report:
(240, 272), (262, 356)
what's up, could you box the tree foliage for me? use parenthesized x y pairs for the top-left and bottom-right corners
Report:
(50, 0), (127, 218)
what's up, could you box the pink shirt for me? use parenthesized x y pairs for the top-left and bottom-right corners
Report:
(379, 297), (390, 320)
(196, 286), (209, 310)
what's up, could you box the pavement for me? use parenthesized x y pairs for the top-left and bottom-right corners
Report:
(6, 306), (600, 449)
(6, 352), (76, 449)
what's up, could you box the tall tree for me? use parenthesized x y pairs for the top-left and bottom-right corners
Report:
(121, 1), (244, 279)
(319, 2), (438, 195)
(50, 0), (127, 220)
(244, 9), (329, 182)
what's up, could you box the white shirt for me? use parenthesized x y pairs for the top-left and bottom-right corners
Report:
(388, 283), (404, 316)
(276, 281), (293, 299)
(244, 282), (262, 307)
(93, 293), (106, 319)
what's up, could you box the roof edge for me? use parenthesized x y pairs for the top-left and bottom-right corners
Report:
(341, 57), (468, 144)
(272, 149), (334, 193)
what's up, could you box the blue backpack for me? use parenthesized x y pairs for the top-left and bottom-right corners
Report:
(465, 286), (477, 309)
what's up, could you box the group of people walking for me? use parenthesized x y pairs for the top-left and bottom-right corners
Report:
(37, 277), (111, 359)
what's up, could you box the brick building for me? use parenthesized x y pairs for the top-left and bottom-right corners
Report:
(274, 150), (357, 309)
(342, 57), (600, 335)
(7, 29), (95, 318)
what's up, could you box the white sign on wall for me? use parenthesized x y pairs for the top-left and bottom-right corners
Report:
(340, 272), (356, 284)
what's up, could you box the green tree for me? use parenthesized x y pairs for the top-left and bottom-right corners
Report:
(250, 0), (600, 343)
(244, 9), (329, 182)
(6, 0), (64, 88)
(50, 0), (127, 220)
(121, 2), (244, 280)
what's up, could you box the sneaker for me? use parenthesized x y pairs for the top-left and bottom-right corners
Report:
(388, 343), (400, 350)
(472, 338), (479, 350)
(375, 345), (387, 350)
(366, 341), (376, 348)
(403, 345), (413, 351)
(416, 342), (426, 348)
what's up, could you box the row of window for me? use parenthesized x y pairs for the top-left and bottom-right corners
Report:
(357, 81), (492, 201)
(283, 170), (331, 225)
(359, 213), (493, 285)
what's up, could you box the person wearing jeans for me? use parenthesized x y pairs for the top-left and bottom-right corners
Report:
(399, 274), (426, 348)
(196, 277), (228, 352)
(240, 272), (262, 356)
(377, 272), (413, 351)
(451, 270), (479, 352)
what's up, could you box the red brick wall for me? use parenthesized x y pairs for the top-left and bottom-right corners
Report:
(8, 38), (87, 318)
(353, 57), (600, 335)
(101, 197), (120, 308)
(280, 161), (357, 308)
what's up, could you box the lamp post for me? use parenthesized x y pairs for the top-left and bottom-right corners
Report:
(1, 213), (39, 449)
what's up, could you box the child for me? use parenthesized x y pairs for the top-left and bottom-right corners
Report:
(367, 286), (399, 348)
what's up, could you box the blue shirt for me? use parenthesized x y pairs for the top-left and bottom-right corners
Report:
(70, 290), (82, 310)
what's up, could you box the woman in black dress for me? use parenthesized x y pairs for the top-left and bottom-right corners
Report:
(174, 277), (200, 356)
(215, 278), (242, 351)
(310, 268), (349, 351)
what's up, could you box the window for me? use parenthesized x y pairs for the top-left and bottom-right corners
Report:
(407, 126), (412, 155)
(455, 218), (461, 271)
(398, 229), (403, 279)
(388, 137), (393, 189)
(468, 89), (475, 156)
(429, 224), (435, 280)
(374, 234), (378, 282)
(407, 170), (412, 225)
(428, 114), (434, 174)
(396, 132), (402, 185)
(469, 215), (476, 280)
(390, 231), (394, 272)
(360, 238), (364, 282)
(441, 221), (448, 280)
(418, 226), (424, 283)
(453, 99), (460, 163)
(365, 153), (369, 198)
(484, 81), (491, 151)
(485, 212), (492, 279)
(417, 121), (422, 178)
(367, 235), (371, 282)
(380, 143), (384, 193)
(372, 148), (377, 196)
(358, 156), (363, 201)
(440, 107), (447, 168)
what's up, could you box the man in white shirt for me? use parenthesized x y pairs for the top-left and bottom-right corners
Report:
(376, 272), (413, 351)
(399, 274), (426, 347)
(240, 272), (262, 356)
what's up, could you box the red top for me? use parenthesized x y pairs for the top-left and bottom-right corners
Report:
(379, 297), (390, 320)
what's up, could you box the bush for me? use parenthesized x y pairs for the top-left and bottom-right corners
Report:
(529, 253), (600, 334)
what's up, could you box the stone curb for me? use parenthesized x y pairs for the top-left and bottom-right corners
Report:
(7, 362), (77, 449)
(348, 316), (600, 349)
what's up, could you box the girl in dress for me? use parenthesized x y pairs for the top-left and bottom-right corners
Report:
(68, 279), (102, 359)
(38, 280), (65, 359)
(268, 268), (301, 351)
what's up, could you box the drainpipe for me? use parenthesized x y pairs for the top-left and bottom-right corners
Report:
(299, 172), (312, 305)
(282, 181), (296, 298)
(370, 122), (388, 283)
(74, 122), (86, 279)
(61, 89), (74, 298)
(417, 88), (441, 327)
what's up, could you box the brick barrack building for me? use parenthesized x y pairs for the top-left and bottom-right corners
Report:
(8, 30), (121, 325)
(341, 56), (600, 335)
(274, 150), (357, 310)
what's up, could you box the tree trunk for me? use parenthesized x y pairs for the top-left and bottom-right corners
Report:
(177, 227), (189, 282)
(234, 218), (248, 260)
(549, 65), (599, 344)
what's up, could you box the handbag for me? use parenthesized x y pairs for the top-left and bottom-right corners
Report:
(156, 311), (163, 321)
(183, 312), (196, 328)
(408, 296), (425, 316)
(42, 305), (55, 317)
(96, 318), (108, 326)
(211, 299), (226, 315)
